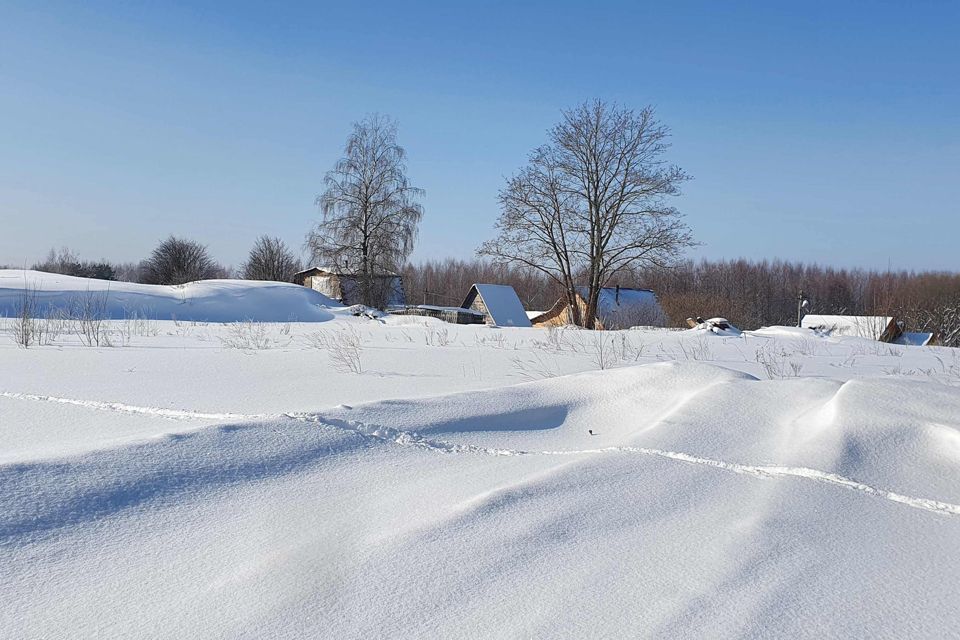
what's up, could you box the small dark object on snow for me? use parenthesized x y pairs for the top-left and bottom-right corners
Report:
(588, 429), (596, 436)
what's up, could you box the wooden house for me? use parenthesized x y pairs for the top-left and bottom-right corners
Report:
(389, 305), (486, 325)
(294, 267), (406, 308)
(460, 284), (532, 327)
(531, 286), (665, 330)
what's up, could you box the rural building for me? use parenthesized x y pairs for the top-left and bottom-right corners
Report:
(460, 284), (532, 327)
(294, 267), (406, 308)
(894, 332), (937, 346)
(801, 315), (900, 342)
(531, 286), (665, 330)
(801, 315), (938, 345)
(389, 305), (486, 325)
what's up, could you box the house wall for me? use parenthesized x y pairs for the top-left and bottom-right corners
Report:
(389, 306), (486, 324)
(309, 274), (342, 301)
(531, 296), (602, 329)
(466, 294), (493, 325)
(531, 305), (571, 328)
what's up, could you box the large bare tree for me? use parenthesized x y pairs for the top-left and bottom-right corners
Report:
(308, 115), (424, 308)
(479, 101), (694, 328)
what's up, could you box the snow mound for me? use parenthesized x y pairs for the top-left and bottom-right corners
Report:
(4, 362), (960, 637)
(0, 270), (340, 322)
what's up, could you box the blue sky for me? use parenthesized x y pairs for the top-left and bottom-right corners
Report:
(1, 1), (957, 270)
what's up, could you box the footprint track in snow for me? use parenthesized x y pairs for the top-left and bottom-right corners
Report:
(293, 414), (960, 518)
(5, 390), (960, 518)
(0, 391), (270, 421)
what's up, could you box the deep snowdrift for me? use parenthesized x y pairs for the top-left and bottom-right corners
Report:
(0, 269), (339, 322)
(3, 362), (959, 638)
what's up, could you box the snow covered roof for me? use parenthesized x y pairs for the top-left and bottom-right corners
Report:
(410, 304), (484, 315)
(894, 332), (935, 347)
(576, 286), (663, 329)
(801, 315), (896, 340)
(295, 266), (400, 278)
(462, 284), (532, 328)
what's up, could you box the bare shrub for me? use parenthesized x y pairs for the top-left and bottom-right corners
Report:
(677, 336), (713, 361)
(11, 283), (42, 347)
(304, 326), (364, 373)
(140, 236), (222, 285)
(755, 343), (801, 379)
(619, 334), (650, 362)
(510, 351), (562, 380)
(424, 325), (451, 347)
(534, 326), (577, 354)
(587, 331), (620, 370)
(242, 236), (303, 282)
(120, 309), (159, 340)
(219, 321), (275, 350)
(475, 332), (509, 350)
(68, 289), (112, 347)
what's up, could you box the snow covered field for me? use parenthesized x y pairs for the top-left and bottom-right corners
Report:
(2, 272), (960, 638)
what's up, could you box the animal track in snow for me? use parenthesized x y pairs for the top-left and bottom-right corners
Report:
(293, 413), (960, 518)
(5, 391), (959, 518)
(0, 391), (268, 422)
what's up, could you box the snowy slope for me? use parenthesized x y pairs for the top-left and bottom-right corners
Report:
(2, 298), (960, 638)
(0, 270), (340, 322)
(2, 363), (959, 638)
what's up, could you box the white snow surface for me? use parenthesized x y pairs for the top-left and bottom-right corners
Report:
(0, 269), (340, 322)
(2, 279), (960, 639)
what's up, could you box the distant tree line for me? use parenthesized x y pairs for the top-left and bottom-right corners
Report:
(32, 247), (139, 282)
(402, 258), (560, 312)
(29, 234), (302, 286)
(633, 259), (960, 342)
(403, 257), (960, 345)
(22, 248), (960, 345)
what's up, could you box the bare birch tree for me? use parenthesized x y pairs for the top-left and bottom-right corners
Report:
(242, 236), (302, 282)
(308, 115), (424, 308)
(479, 101), (694, 328)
